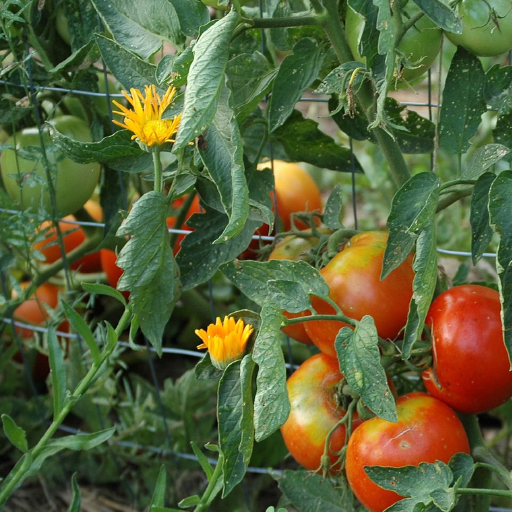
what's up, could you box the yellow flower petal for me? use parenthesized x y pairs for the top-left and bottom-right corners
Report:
(195, 316), (254, 370)
(112, 84), (181, 148)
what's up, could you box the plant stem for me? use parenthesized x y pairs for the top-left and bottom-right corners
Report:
(456, 488), (512, 498)
(319, 0), (412, 189)
(153, 148), (163, 194)
(285, 312), (357, 328)
(194, 453), (225, 512)
(436, 186), (473, 212)
(0, 306), (133, 505)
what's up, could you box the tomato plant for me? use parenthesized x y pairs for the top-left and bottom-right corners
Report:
(345, 2), (442, 87)
(304, 231), (415, 357)
(280, 352), (362, 472)
(445, 0), (512, 57)
(422, 284), (512, 414)
(345, 392), (470, 512)
(1, 116), (101, 216)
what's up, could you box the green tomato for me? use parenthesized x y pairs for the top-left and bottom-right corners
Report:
(445, 0), (512, 57)
(345, 3), (443, 88)
(1, 116), (101, 216)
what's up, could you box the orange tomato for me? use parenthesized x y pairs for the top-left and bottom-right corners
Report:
(32, 200), (103, 273)
(100, 248), (130, 300)
(166, 194), (201, 255)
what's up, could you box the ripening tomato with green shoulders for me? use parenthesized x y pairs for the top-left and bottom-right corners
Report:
(345, 1), (442, 88)
(345, 392), (470, 512)
(281, 353), (363, 473)
(444, 0), (512, 57)
(304, 231), (415, 358)
(1, 116), (101, 216)
(422, 284), (512, 414)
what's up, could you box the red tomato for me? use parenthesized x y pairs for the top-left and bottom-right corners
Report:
(422, 284), (512, 414)
(281, 353), (362, 473)
(12, 282), (69, 381)
(304, 231), (415, 357)
(345, 392), (470, 512)
(32, 200), (103, 273)
(268, 229), (330, 345)
(166, 194), (201, 255)
(100, 248), (129, 300)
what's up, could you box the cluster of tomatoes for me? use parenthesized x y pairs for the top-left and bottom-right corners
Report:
(270, 217), (512, 510)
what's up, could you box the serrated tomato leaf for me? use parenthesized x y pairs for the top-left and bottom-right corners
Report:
(470, 173), (496, 265)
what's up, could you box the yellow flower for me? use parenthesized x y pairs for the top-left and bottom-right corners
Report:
(112, 84), (181, 149)
(196, 316), (254, 370)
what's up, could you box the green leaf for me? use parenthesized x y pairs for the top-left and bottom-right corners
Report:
(410, 0), (462, 33)
(484, 64), (512, 110)
(449, 453), (474, 489)
(323, 184), (344, 230)
(149, 465), (167, 509)
(470, 173), (496, 264)
(384, 98), (435, 154)
(403, 222), (438, 359)
(67, 473), (81, 512)
(178, 496), (201, 508)
(219, 355), (256, 496)
(335, 317), (397, 422)
(81, 282), (127, 306)
(221, 259), (330, 311)
(272, 110), (363, 173)
(95, 34), (165, 95)
(49, 41), (99, 74)
(49, 119), (151, 174)
(383, 172), (440, 279)
(0, 100), (32, 125)
(91, 0), (184, 59)
(46, 427), (115, 451)
(267, 0), (291, 51)
(199, 77), (249, 242)
(268, 38), (326, 133)
(61, 301), (100, 366)
(157, 47), (193, 88)
(195, 353), (223, 381)
(488, 171), (512, 366)
(373, 0), (394, 56)
(226, 52), (277, 123)
(57, 0), (98, 51)
(253, 307), (290, 441)
(116, 192), (181, 354)
(191, 442), (214, 481)
(176, 207), (262, 291)
(2, 414), (28, 453)
(47, 325), (67, 419)
(493, 109), (512, 162)
(168, 0), (209, 37)
(276, 469), (349, 512)
(439, 47), (486, 155)
(463, 144), (511, 180)
(365, 461), (455, 512)
(174, 11), (239, 149)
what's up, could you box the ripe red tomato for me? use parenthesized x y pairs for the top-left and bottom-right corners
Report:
(12, 282), (69, 381)
(345, 2), (442, 88)
(100, 248), (129, 300)
(32, 200), (103, 273)
(304, 231), (415, 357)
(445, 0), (512, 57)
(281, 353), (362, 473)
(166, 194), (201, 255)
(268, 229), (330, 344)
(0, 116), (101, 216)
(258, 160), (323, 232)
(345, 392), (470, 512)
(422, 284), (512, 414)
